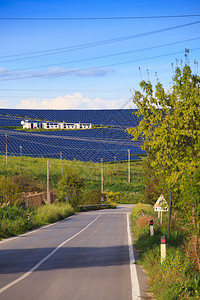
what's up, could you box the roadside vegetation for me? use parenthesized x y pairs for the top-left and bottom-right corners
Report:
(0, 155), (135, 239)
(129, 60), (200, 298)
(131, 204), (200, 299)
(0, 203), (74, 239)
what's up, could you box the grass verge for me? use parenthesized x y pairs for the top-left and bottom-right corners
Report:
(0, 203), (74, 239)
(131, 204), (200, 299)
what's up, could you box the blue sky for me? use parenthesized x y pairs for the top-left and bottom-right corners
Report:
(0, 0), (200, 109)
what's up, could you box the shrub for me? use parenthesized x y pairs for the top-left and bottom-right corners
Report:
(13, 174), (41, 193)
(55, 170), (85, 209)
(80, 189), (103, 205)
(0, 176), (19, 204)
(0, 205), (30, 237)
(106, 191), (121, 203)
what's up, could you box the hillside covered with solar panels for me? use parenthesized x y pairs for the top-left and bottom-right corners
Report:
(0, 109), (146, 162)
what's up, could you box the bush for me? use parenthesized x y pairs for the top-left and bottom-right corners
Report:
(13, 174), (41, 193)
(80, 189), (104, 205)
(0, 205), (30, 237)
(0, 176), (19, 204)
(55, 170), (85, 209)
(106, 191), (121, 203)
(107, 201), (117, 209)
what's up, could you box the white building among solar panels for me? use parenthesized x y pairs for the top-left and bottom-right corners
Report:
(21, 120), (92, 130)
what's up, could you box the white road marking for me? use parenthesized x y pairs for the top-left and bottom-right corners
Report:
(0, 214), (101, 294)
(127, 213), (141, 300)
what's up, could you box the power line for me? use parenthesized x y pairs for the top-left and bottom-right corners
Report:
(3, 36), (200, 73)
(0, 20), (199, 63)
(0, 88), (127, 92)
(0, 15), (200, 20)
(0, 95), (126, 99)
(1, 47), (200, 82)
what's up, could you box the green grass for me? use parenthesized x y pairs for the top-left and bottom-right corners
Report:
(0, 203), (74, 239)
(131, 204), (200, 299)
(0, 155), (145, 203)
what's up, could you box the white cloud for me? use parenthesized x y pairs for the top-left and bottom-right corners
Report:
(16, 93), (133, 109)
(0, 99), (12, 108)
(0, 67), (115, 80)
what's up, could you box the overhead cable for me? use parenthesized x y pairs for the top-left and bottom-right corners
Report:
(1, 47), (200, 81)
(1, 15), (200, 20)
(3, 36), (200, 73)
(0, 20), (199, 63)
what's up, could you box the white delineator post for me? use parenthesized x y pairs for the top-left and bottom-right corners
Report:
(161, 235), (166, 264)
(150, 219), (154, 236)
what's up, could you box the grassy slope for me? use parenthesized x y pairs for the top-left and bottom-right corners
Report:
(0, 155), (145, 203)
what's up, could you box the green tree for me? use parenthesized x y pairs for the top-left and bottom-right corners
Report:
(127, 64), (200, 270)
(55, 170), (85, 209)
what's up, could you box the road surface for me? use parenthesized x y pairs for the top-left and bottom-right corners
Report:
(0, 205), (147, 300)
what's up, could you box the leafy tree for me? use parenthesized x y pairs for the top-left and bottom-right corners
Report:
(127, 63), (200, 270)
(55, 170), (85, 209)
(128, 65), (199, 190)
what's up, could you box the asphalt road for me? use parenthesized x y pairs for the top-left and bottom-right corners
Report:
(0, 205), (146, 300)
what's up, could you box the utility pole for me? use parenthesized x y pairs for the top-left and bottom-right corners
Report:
(167, 192), (172, 239)
(5, 133), (7, 165)
(47, 160), (50, 205)
(128, 149), (130, 183)
(101, 158), (103, 193)
(60, 151), (63, 175)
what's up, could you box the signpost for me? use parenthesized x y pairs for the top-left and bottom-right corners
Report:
(64, 195), (70, 204)
(154, 194), (168, 224)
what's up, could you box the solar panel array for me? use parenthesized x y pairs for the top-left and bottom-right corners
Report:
(0, 109), (145, 162)
(0, 108), (140, 127)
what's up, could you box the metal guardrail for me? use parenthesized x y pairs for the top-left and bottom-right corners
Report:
(78, 204), (111, 211)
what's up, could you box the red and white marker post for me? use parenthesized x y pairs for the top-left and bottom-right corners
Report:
(161, 235), (166, 264)
(150, 219), (154, 236)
